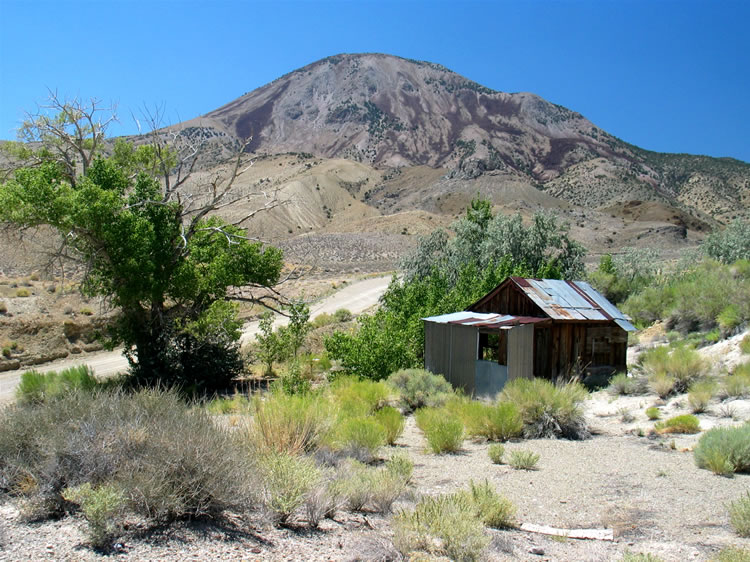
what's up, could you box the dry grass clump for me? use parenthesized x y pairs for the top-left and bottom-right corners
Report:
(687, 379), (717, 413)
(645, 406), (661, 420)
(740, 334), (750, 355)
(488, 443), (505, 464)
(641, 344), (706, 396)
(508, 449), (540, 470)
(373, 405), (405, 445)
(16, 366), (99, 404)
(415, 407), (465, 454)
(723, 362), (750, 398)
(248, 391), (334, 455)
(392, 480), (515, 561)
(499, 378), (590, 440)
(608, 373), (648, 396)
(444, 396), (523, 442)
(258, 451), (322, 525)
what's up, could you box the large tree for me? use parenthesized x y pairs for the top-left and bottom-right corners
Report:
(0, 95), (285, 393)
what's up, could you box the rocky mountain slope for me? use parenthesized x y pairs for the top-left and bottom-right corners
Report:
(174, 53), (749, 228)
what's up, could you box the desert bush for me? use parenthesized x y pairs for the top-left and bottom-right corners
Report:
(667, 346), (706, 392)
(0, 301), (7, 314)
(499, 378), (589, 440)
(645, 406), (661, 420)
(694, 424), (750, 476)
(729, 491), (750, 537)
(14, 288), (30, 297)
(333, 308), (353, 323)
(415, 407), (465, 454)
(447, 398), (523, 442)
(508, 449), (540, 470)
(688, 379), (717, 413)
(373, 406), (405, 445)
(335, 460), (374, 511)
(304, 477), (338, 528)
(654, 414), (700, 434)
(385, 453), (414, 484)
(621, 553), (664, 562)
(740, 335), (750, 355)
(723, 368), (750, 398)
(608, 373), (647, 396)
(258, 451), (321, 525)
(329, 376), (392, 416)
(713, 547), (750, 562)
(311, 312), (335, 328)
(648, 373), (676, 399)
(249, 391), (334, 455)
(331, 416), (386, 462)
(16, 366), (98, 404)
(0, 389), (254, 523)
(369, 469), (409, 513)
(488, 443), (505, 464)
(387, 368), (454, 412)
(392, 492), (490, 561)
(62, 483), (125, 549)
(455, 479), (516, 529)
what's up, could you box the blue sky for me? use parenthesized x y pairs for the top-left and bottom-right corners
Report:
(1, 0), (748, 162)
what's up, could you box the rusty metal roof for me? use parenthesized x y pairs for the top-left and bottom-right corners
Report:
(509, 277), (636, 331)
(423, 311), (549, 330)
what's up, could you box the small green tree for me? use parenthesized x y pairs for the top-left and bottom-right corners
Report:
(279, 300), (311, 360)
(0, 95), (285, 393)
(255, 312), (283, 376)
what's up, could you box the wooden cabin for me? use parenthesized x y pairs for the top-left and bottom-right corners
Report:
(423, 277), (636, 397)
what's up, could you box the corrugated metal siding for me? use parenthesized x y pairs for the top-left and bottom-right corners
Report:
(450, 324), (479, 392)
(508, 324), (534, 380)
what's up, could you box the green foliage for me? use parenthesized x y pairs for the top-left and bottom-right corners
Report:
(508, 449), (540, 470)
(329, 376), (392, 416)
(648, 373), (676, 399)
(327, 197), (585, 379)
(14, 288), (30, 297)
(694, 424), (750, 476)
(621, 553), (664, 562)
(385, 453), (414, 484)
(374, 406), (405, 445)
(16, 365), (98, 404)
(333, 308), (353, 323)
(62, 483), (125, 549)
(445, 397), (523, 441)
(0, 99), (283, 392)
(387, 368), (454, 412)
(249, 392), (334, 455)
(499, 378), (590, 440)
(456, 479), (516, 529)
(255, 312), (283, 376)
(589, 249), (658, 304)
(724, 364), (750, 398)
(654, 414), (700, 434)
(645, 406), (661, 420)
(277, 359), (311, 395)
(278, 300), (311, 360)
(729, 491), (750, 537)
(258, 452), (321, 525)
(488, 443), (505, 464)
(641, 344), (705, 395)
(0, 388), (253, 523)
(415, 407), (465, 454)
(703, 219), (750, 264)
(205, 392), (252, 415)
(392, 492), (490, 561)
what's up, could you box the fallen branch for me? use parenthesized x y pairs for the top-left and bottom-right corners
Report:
(519, 522), (614, 541)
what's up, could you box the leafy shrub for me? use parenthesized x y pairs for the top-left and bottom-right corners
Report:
(499, 378), (589, 440)
(688, 379), (717, 413)
(608, 373), (647, 396)
(16, 366), (98, 404)
(258, 452), (321, 525)
(645, 406), (661, 420)
(703, 220), (750, 264)
(332, 416), (386, 462)
(373, 406), (405, 445)
(62, 483), (125, 549)
(392, 493), (490, 561)
(447, 397), (523, 442)
(311, 312), (335, 328)
(641, 345), (705, 395)
(654, 414), (700, 434)
(694, 424), (750, 476)
(0, 389), (254, 523)
(508, 449), (540, 470)
(249, 392), (334, 455)
(387, 368), (454, 412)
(415, 407), (465, 454)
(277, 360), (311, 395)
(729, 491), (750, 537)
(15, 288), (30, 297)
(333, 308), (353, 323)
(488, 443), (505, 464)
(456, 479), (516, 529)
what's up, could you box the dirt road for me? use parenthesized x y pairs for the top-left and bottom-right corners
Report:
(0, 275), (392, 403)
